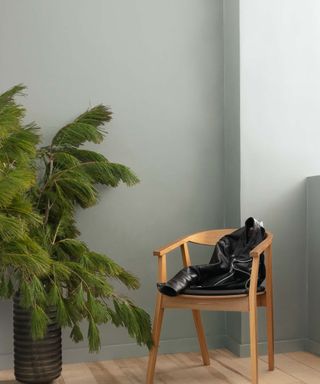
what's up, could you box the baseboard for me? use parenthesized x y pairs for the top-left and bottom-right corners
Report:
(0, 334), (226, 370)
(224, 335), (306, 357)
(62, 334), (226, 365)
(224, 334), (242, 356)
(63, 337), (208, 365)
(0, 335), (309, 370)
(0, 353), (14, 370)
(305, 339), (320, 356)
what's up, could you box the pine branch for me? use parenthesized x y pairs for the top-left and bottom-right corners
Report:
(74, 104), (112, 128)
(70, 323), (84, 343)
(106, 163), (140, 186)
(0, 124), (39, 164)
(52, 105), (112, 147)
(0, 214), (25, 241)
(0, 89), (152, 351)
(87, 252), (140, 289)
(0, 85), (52, 343)
(0, 274), (14, 298)
(110, 295), (153, 349)
(31, 305), (49, 339)
(0, 84), (25, 110)
(0, 84), (26, 139)
(4, 196), (42, 226)
(0, 168), (35, 208)
(61, 148), (109, 163)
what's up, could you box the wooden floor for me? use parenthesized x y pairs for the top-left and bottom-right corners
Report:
(1, 349), (320, 383)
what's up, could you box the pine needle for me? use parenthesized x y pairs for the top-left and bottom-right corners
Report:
(0, 84), (152, 352)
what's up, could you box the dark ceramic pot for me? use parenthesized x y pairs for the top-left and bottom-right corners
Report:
(13, 294), (62, 383)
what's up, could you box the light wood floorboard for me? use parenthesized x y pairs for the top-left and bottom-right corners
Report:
(0, 349), (320, 383)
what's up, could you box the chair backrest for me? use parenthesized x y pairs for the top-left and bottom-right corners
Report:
(155, 228), (273, 283)
(188, 229), (236, 246)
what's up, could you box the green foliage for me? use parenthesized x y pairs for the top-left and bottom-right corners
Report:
(0, 84), (26, 138)
(31, 305), (49, 340)
(0, 85), (152, 352)
(111, 296), (153, 349)
(0, 85), (51, 340)
(52, 105), (112, 147)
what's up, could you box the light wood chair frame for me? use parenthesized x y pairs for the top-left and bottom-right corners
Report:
(146, 229), (274, 384)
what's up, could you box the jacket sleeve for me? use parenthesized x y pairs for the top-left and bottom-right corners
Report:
(157, 266), (199, 296)
(157, 263), (229, 296)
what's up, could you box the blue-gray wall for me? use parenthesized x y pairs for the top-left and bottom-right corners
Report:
(223, 0), (240, 229)
(306, 176), (320, 355)
(222, 0), (242, 353)
(1, 0), (320, 369)
(0, 0), (226, 368)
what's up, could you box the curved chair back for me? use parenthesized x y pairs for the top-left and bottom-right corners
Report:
(188, 229), (236, 246)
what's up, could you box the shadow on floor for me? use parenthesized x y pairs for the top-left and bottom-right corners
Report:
(0, 381), (18, 384)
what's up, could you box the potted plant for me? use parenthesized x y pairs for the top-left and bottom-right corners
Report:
(0, 85), (152, 383)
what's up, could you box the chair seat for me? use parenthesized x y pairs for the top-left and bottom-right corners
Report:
(183, 286), (265, 296)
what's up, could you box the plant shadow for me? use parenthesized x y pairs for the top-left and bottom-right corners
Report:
(0, 381), (18, 384)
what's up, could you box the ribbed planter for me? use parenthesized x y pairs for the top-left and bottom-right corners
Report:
(13, 295), (62, 384)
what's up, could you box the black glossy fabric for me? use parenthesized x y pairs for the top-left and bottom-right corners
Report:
(157, 217), (266, 297)
(183, 286), (265, 296)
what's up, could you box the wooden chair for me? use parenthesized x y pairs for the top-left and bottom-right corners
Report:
(146, 229), (274, 384)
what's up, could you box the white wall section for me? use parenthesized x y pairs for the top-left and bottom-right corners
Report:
(239, 0), (320, 349)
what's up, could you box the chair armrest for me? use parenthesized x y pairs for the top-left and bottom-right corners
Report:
(248, 232), (273, 301)
(250, 231), (273, 258)
(153, 234), (191, 256)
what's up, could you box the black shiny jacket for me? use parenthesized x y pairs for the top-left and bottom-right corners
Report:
(157, 217), (266, 296)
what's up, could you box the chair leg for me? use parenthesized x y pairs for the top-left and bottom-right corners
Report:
(249, 304), (259, 384)
(192, 310), (210, 366)
(266, 290), (274, 371)
(146, 293), (164, 384)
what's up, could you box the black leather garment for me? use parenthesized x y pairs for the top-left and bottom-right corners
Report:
(157, 217), (266, 296)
